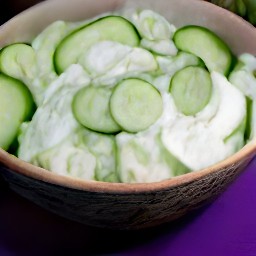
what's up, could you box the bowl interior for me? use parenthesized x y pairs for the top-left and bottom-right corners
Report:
(0, 0), (256, 193)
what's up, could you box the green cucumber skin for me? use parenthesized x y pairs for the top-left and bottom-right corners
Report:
(54, 16), (141, 74)
(156, 133), (191, 176)
(72, 86), (121, 134)
(110, 78), (163, 133)
(0, 74), (35, 120)
(170, 66), (212, 116)
(0, 14), (246, 182)
(0, 74), (35, 151)
(245, 97), (253, 141)
(0, 43), (36, 81)
(173, 25), (233, 76)
(0, 42), (31, 55)
(224, 115), (246, 152)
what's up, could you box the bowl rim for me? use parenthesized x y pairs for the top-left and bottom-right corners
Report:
(1, 141), (255, 193)
(0, 0), (256, 194)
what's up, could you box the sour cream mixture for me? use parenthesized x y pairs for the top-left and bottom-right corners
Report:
(17, 9), (255, 183)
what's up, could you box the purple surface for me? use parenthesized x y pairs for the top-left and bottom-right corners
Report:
(0, 158), (256, 256)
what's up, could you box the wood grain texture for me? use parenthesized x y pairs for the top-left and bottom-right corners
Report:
(0, 156), (252, 230)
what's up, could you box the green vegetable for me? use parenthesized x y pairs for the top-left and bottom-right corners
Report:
(32, 20), (70, 104)
(116, 131), (190, 183)
(173, 25), (233, 75)
(1, 10), (250, 183)
(54, 16), (140, 74)
(73, 86), (121, 134)
(0, 74), (34, 150)
(228, 54), (256, 141)
(0, 43), (36, 83)
(170, 66), (212, 116)
(245, 97), (253, 141)
(110, 78), (163, 133)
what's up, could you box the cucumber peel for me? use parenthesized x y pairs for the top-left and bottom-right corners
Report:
(54, 16), (140, 74)
(170, 66), (212, 116)
(0, 74), (34, 150)
(173, 25), (233, 75)
(72, 86), (121, 134)
(244, 97), (253, 141)
(110, 78), (163, 133)
(0, 43), (36, 82)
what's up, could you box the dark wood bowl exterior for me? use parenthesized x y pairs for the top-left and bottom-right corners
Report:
(0, 153), (254, 230)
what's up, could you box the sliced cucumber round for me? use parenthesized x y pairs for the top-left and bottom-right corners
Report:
(0, 43), (36, 82)
(170, 66), (212, 116)
(173, 25), (233, 75)
(54, 16), (140, 74)
(244, 97), (253, 141)
(72, 86), (121, 134)
(110, 78), (163, 133)
(0, 74), (34, 150)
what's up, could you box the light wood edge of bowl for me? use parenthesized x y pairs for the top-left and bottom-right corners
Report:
(0, 139), (255, 193)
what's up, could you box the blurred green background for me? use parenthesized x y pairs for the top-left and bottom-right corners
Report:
(207, 0), (256, 25)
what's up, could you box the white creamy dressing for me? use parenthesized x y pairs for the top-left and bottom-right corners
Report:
(17, 9), (250, 182)
(81, 41), (157, 86)
(117, 72), (246, 182)
(34, 135), (97, 180)
(162, 72), (246, 171)
(229, 54), (256, 99)
(251, 101), (256, 140)
(229, 53), (256, 140)
(116, 93), (177, 183)
(123, 9), (178, 56)
(18, 65), (91, 162)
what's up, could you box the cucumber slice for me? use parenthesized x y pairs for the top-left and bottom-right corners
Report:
(250, 100), (256, 140)
(0, 74), (34, 150)
(110, 78), (163, 133)
(173, 25), (233, 75)
(170, 66), (212, 116)
(229, 54), (256, 100)
(54, 16), (140, 74)
(72, 86), (121, 134)
(245, 97), (253, 141)
(0, 43), (36, 82)
(224, 115), (246, 151)
(32, 21), (69, 84)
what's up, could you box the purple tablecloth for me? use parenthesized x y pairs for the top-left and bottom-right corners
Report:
(1, 158), (256, 256)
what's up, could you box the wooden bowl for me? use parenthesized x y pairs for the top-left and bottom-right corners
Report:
(0, 0), (256, 230)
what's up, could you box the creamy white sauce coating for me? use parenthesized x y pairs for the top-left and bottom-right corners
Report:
(162, 72), (246, 171)
(17, 9), (251, 182)
(18, 65), (91, 162)
(229, 53), (256, 140)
